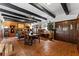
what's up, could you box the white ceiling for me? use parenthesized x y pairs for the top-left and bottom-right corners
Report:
(40, 3), (65, 16)
(0, 3), (79, 23)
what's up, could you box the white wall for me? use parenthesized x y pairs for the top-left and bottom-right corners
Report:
(0, 13), (5, 39)
(0, 13), (4, 30)
(54, 14), (78, 22)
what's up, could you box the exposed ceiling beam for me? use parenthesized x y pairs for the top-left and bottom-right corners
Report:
(0, 3), (47, 20)
(29, 3), (43, 11)
(4, 17), (34, 23)
(4, 17), (37, 23)
(29, 3), (55, 18)
(61, 3), (69, 15)
(4, 17), (24, 23)
(2, 13), (37, 22)
(0, 8), (41, 22)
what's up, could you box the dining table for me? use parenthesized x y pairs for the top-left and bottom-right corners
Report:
(24, 34), (40, 46)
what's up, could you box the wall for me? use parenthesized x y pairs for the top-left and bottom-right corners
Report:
(3, 21), (17, 28)
(0, 13), (4, 41)
(3, 21), (30, 29)
(54, 14), (78, 22)
(3, 21), (30, 37)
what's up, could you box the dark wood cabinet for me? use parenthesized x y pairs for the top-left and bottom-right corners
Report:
(55, 21), (70, 42)
(55, 22), (64, 41)
(55, 19), (78, 43)
(76, 19), (79, 42)
(69, 20), (77, 43)
(62, 21), (70, 42)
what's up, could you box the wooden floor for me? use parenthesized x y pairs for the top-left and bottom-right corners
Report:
(1, 37), (79, 56)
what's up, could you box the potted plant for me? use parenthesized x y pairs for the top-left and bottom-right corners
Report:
(47, 21), (55, 40)
(47, 21), (54, 31)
